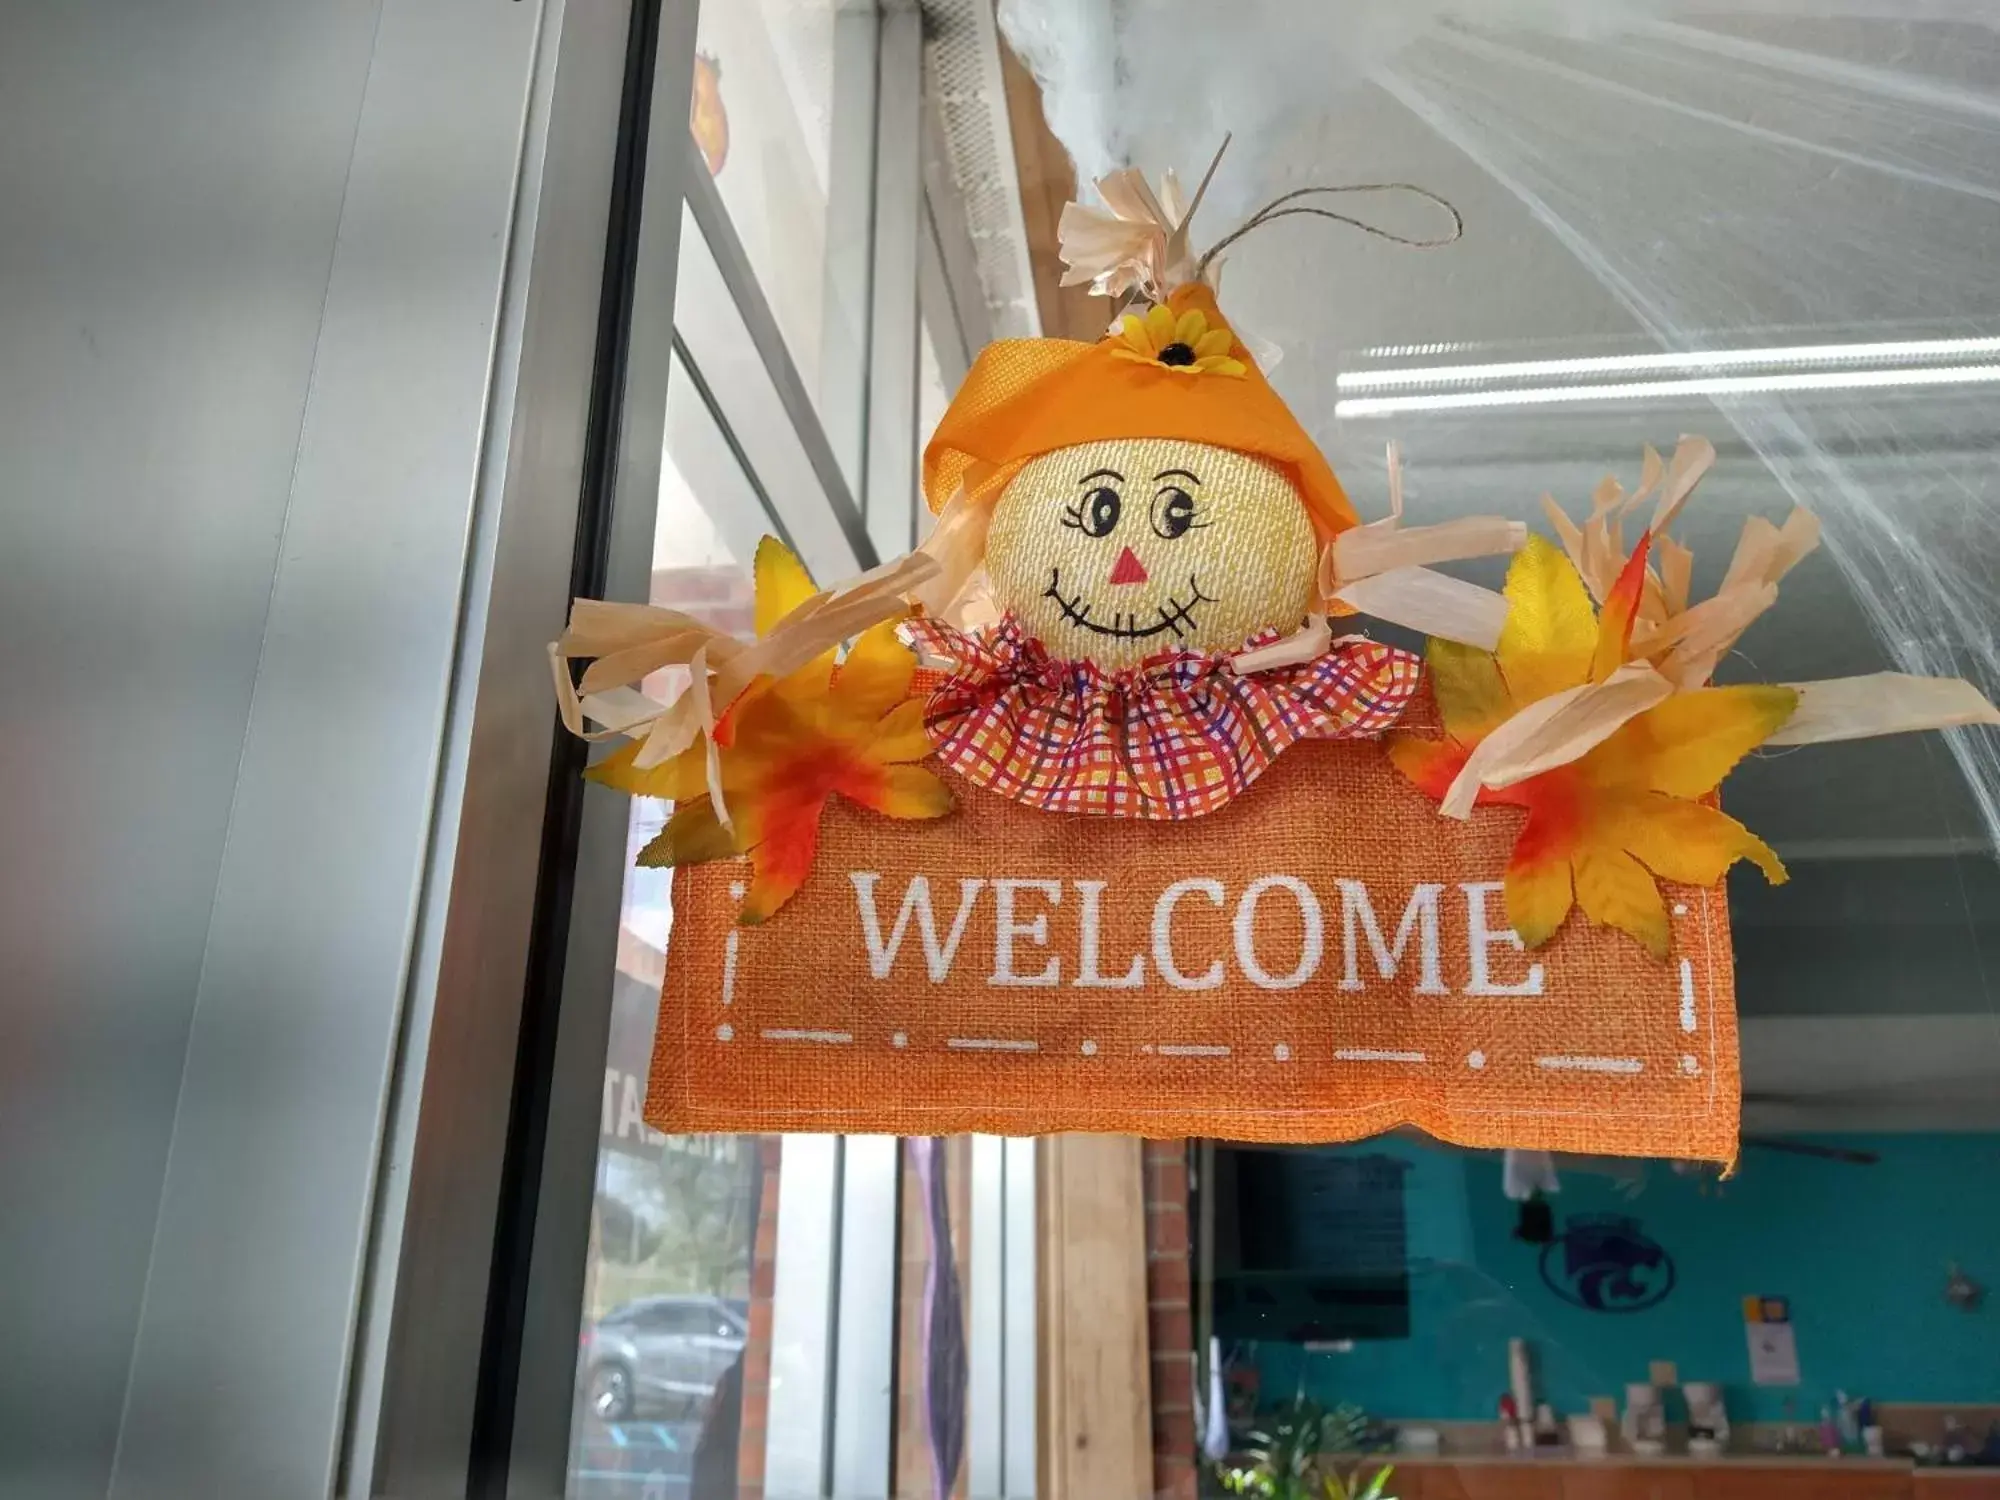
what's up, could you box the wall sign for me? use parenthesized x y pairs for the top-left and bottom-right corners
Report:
(1744, 1295), (1802, 1385)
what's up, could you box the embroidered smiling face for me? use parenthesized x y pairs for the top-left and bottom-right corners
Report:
(984, 437), (1319, 668)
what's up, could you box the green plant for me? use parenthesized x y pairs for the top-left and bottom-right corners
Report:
(1214, 1399), (1393, 1500)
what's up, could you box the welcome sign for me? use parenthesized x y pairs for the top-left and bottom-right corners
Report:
(648, 736), (1740, 1162)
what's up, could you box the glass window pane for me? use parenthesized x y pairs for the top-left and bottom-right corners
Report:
(691, 0), (868, 463)
(565, 345), (765, 1497)
(915, 310), (950, 545)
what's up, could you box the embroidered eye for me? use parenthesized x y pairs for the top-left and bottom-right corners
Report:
(1075, 485), (1120, 537)
(1152, 486), (1203, 539)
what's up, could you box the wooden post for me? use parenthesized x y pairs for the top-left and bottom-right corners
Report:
(998, 38), (1110, 343)
(1038, 1134), (1154, 1500)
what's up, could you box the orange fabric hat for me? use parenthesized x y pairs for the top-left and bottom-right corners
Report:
(922, 283), (1359, 542)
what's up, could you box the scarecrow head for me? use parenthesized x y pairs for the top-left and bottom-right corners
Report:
(922, 283), (1356, 669)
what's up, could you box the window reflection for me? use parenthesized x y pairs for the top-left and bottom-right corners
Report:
(565, 364), (765, 1500)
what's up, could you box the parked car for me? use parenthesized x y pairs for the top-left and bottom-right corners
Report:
(582, 1294), (748, 1422)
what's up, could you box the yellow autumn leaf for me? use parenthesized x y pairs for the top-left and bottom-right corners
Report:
(869, 697), (937, 764)
(754, 536), (838, 698)
(833, 618), (917, 720)
(636, 798), (741, 868)
(1393, 535), (1795, 957)
(754, 534), (817, 636)
(587, 738), (710, 801)
(1427, 636), (1513, 744)
(1495, 535), (1597, 707)
(864, 763), (957, 819)
(1613, 792), (1787, 887)
(1388, 444), (1826, 957)
(1598, 684), (1799, 799)
(712, 548), (948, 922)
(1504, 819), (1576, 950)
(1572, 842), (1670, 958)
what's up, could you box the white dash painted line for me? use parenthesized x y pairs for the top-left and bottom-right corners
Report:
(762, 1028), (853, 1044)
(1336, 1048), (1426, 1064)
(1158, 1043), (1231, 1057)
(722, 882), (745, 1006)
(1538, 1055), (1644, 1075)
(947, 1037), (1039, 1053)
(1678, 958), (1698, 1033)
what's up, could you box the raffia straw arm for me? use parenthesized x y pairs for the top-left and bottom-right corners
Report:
(1765, 673), (2000, 746)
(1334, 567), (1511, 652)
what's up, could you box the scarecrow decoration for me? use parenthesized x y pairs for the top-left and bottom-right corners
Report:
(550, 147), (1998, 1156)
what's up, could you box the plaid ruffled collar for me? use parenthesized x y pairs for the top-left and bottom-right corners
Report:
(899, 613), (1421, 820)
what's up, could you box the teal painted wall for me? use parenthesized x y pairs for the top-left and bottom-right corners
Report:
(1252, 1134), (2000, 1425)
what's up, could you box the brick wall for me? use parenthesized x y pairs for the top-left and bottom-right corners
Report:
(1144, 1139), (1197, 1500)
(736, 1135), (782, 1499)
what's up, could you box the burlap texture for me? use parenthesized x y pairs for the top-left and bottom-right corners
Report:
(986, 436), (1319, 668)
(649, 706), (1738, 1161)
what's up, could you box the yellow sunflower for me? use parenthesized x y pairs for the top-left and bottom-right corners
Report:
(1110, 302), (1247, 377)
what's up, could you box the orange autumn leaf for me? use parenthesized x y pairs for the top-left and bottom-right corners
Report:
(1393, 538), (1797, 957)
(618, 540), (953, 925)
(1590, 533), (1651, 683)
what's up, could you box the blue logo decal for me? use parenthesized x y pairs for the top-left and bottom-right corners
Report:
(1538, 1214), (1675, 1313)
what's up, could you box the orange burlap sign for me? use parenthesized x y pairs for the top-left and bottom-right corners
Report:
(649, 729), (1738, 1162)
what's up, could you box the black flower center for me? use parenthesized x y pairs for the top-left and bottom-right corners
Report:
(1157, 341), (1197, 367)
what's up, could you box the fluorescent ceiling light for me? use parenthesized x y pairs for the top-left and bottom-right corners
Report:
(1334, 362), (2000, 418)
(1336, 335), (2000, 392)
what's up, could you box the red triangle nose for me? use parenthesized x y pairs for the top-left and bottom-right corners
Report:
(1108, 545), (1150, 586)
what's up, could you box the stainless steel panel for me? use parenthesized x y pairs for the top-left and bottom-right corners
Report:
(342, 1), (632, 1494)
(505, 1), (706, 1492)
(0, 5), (382, 1497)
(107, 2), (545, 1495)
